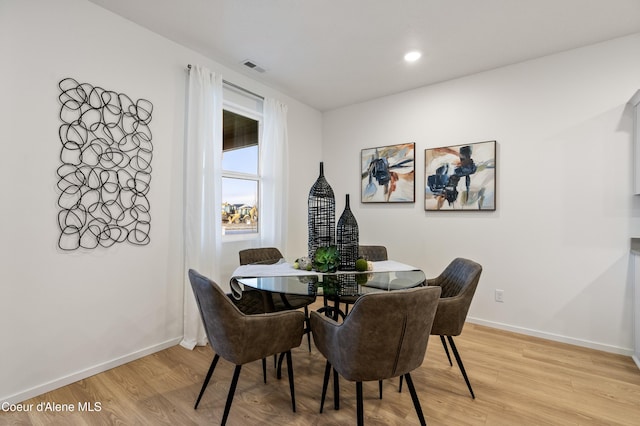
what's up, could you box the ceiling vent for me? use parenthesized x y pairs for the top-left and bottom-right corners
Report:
(242, 59), (266, 73)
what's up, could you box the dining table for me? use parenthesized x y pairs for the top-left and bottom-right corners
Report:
(230, 259), (427, 402)
(230, 259), (426, 319)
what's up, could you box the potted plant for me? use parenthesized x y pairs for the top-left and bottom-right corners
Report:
(313, 245), (340, 273)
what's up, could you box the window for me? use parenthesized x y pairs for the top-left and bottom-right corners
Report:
(221, 105), (261, 236)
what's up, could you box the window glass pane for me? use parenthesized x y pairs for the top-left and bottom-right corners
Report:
(222, 145), (258, 174)
(223, 110), (258, 174)
(222, 177), (258, 235)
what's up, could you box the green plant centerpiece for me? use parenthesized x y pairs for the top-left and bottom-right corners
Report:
(313, 245), (340, 273)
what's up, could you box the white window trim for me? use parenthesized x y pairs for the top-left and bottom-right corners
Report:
(221, 99), (263, 242)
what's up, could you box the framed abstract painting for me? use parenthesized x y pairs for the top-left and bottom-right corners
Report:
(424, 140), (496, 211)
(361, 142), (415, 203)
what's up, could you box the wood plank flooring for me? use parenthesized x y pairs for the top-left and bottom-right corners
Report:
(3, 304), (640, 425)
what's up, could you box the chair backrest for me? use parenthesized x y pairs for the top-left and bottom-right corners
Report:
(239, 247), (284, 265)
(315, 286), (441, 382)
(358, 245), (388, 261)
(428, 258), (482, 336)
(189, 269), (305, 365)
(188, 269), (247, 363)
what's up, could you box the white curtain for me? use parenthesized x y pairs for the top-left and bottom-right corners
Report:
(260, 98), (289, 252)
(181, 65), (223, 350)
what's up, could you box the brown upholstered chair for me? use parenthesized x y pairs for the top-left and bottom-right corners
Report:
(359, 245), (388, 262)
(311, 285), (442, 426)
(324, 245), (389, 319)
(400, 257), (482, 399)
(226, 284), (267, 315)
(188, 269), (305, 425)
(239, 247), (316, 351)
(239, 247), (286, 265)
(429, 257), (482, 398)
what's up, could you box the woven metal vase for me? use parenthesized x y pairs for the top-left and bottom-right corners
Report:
(337, 194), (359, 270)
(308, 162), (335, 260)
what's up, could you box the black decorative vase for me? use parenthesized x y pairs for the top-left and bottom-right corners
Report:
(337, 194), (359, 271)
(308, 162), (336, 260)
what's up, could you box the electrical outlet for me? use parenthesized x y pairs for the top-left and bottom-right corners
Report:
(495, 289), (504, 303)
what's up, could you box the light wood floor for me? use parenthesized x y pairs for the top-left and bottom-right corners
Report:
(4, 304), (640, 425)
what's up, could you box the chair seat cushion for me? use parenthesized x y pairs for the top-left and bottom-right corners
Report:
(228, 290), (266, 315)
(275, 294), (315, 310)
(230, 291), (315, 314)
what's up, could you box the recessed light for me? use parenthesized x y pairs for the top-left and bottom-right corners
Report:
(404, 51), (422, 62)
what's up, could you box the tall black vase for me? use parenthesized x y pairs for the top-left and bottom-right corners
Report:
(337, 194), (359, 271)
(308, 162), (335, 260)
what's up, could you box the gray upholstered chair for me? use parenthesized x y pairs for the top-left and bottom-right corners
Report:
(358, 245), (388, 262)
(226, 283), (267, 315)
(428, 257), (482, 398)
(400, 257), (482, 399)
(239, 247), (316, 351)
(324, 245), (389, 318)
(311, 285), (442, 426)
(238, 247), (285, 265)
(188, 269), (305, 425)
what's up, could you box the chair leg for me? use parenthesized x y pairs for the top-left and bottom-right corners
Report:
(356, 382), (364, 426)
(285, 351), (296, 412)
(399, 375), (403, 393)
(276, 352), (286, 379)
(447, 335), (475, 399)
(304, 306), (311, 352)
(320, 361), (331, 413)
(379, 380), (383, 399)
(194, 354), (219, 409)
(262, 358), (267, 384)
(333, 367), (340, 410)
(404, 372), (427, 426)
(440, 335), (453, 366)
(221, 365), (242, 426)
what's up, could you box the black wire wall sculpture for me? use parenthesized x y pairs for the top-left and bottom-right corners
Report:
(57, 78), (154, 250)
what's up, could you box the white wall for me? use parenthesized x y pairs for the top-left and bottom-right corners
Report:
(322, 33), (640, 354)
(0, 0), (321, 404)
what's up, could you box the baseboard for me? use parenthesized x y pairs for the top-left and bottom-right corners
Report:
(467, 316), (634, 357)
(1, 336), (183, 405)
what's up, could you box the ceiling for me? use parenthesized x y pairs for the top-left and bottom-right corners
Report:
(87, 0), (640, 111)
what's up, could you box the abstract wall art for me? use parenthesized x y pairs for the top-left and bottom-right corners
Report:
(424, 140), (496, 211)
(361, 142), (415, 203)
(57, 78), (154, 250)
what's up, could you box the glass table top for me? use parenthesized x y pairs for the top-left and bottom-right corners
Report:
(234, 270), (426, 297)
